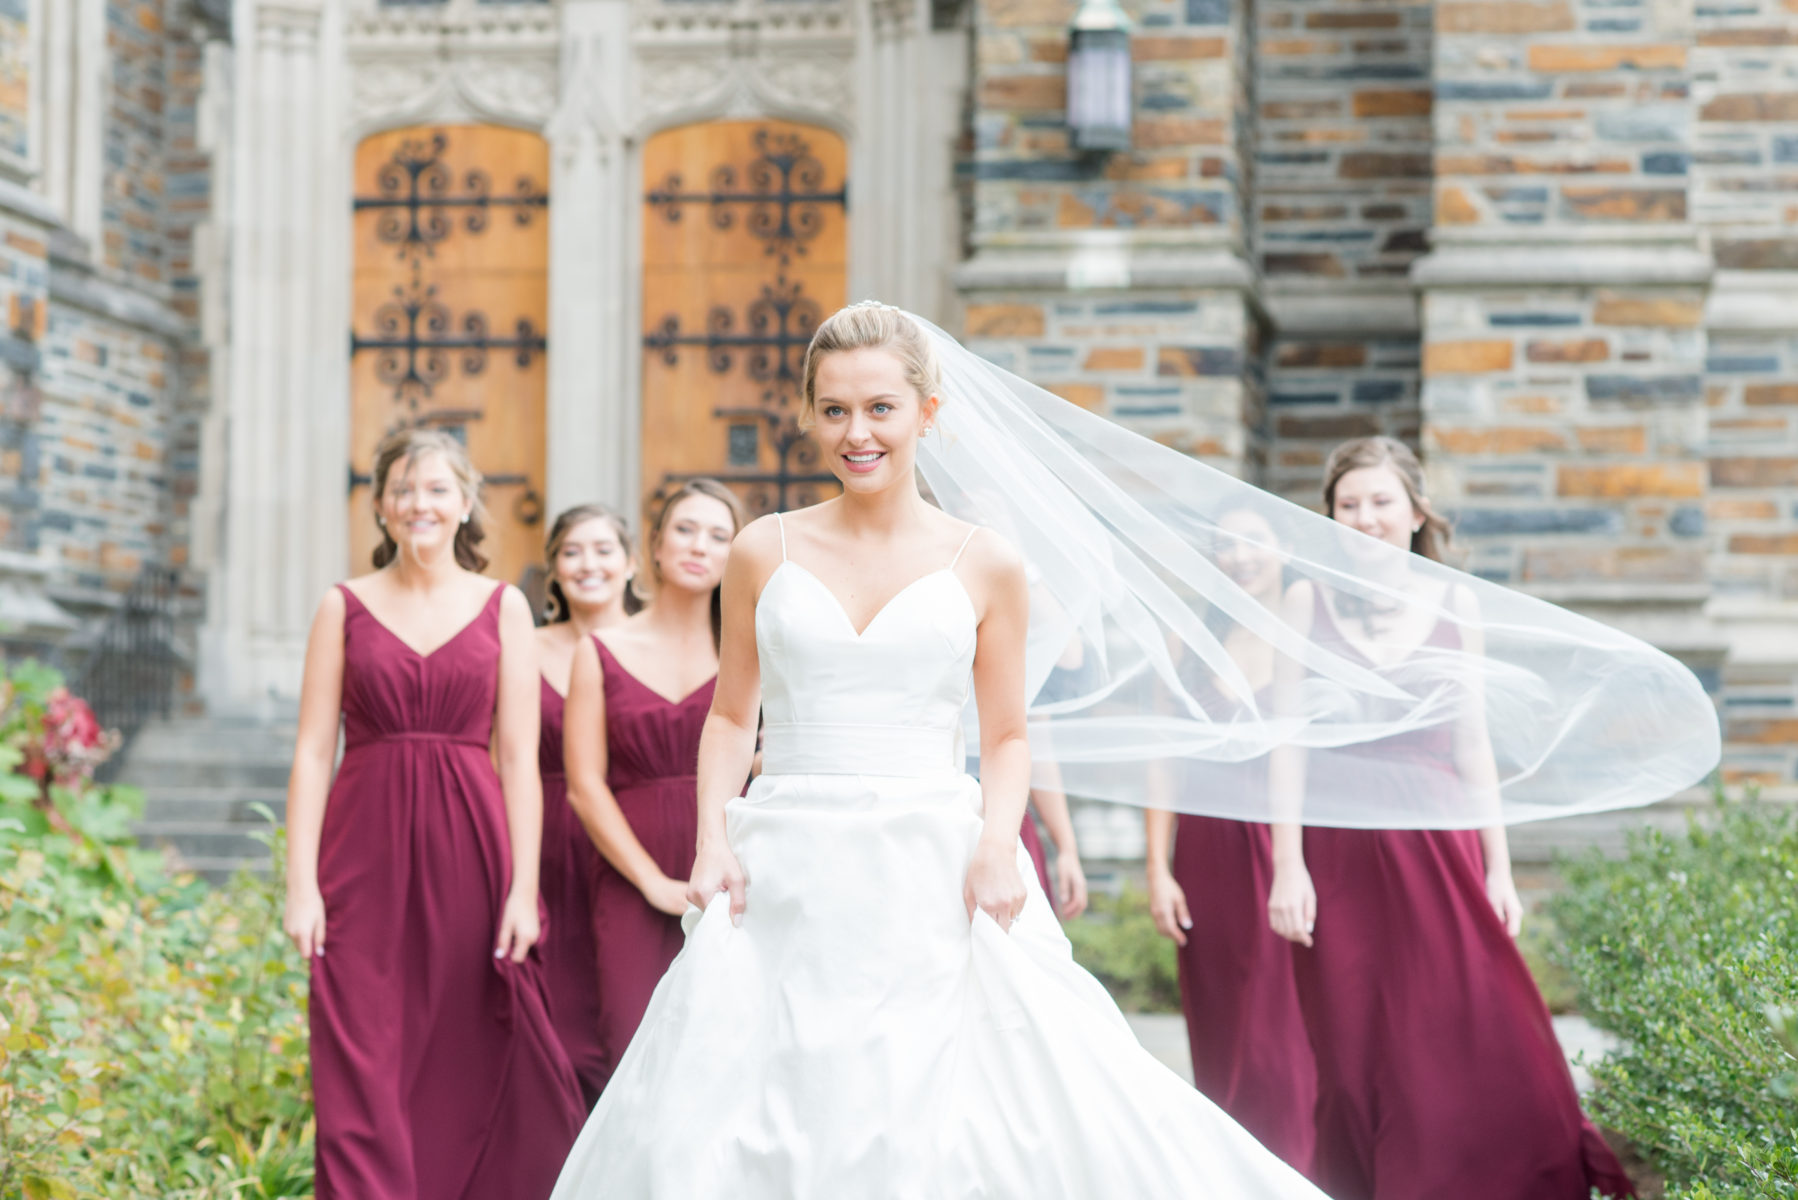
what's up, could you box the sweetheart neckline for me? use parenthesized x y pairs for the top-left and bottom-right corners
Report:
(766, 559), (973, 641)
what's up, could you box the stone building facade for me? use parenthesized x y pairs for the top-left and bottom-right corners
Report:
(0, 0), (224, 664)
(0, 0), (1793, 810)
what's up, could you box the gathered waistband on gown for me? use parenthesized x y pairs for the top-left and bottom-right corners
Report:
(761, 723), (959, 779)
(345, 730), (490, 752)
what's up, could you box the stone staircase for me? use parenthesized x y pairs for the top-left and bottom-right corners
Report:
(119, 715), (296, 882)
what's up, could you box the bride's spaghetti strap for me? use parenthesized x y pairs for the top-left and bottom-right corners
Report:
(948, 525), (979, 570)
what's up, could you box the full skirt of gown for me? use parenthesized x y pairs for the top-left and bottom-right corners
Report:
(551, 768), (1326, 1199)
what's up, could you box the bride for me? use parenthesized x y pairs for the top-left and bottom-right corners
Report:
(550, 303), (1329, 1197)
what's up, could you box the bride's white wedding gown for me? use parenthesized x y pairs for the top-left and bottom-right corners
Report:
(551, 522), (1327, 1199)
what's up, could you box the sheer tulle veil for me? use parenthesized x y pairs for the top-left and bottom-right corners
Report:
(893, 307), (1719, 829)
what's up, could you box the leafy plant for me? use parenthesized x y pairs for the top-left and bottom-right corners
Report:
(1550, 797), (1798, 1200)
(0, 662), (313, 1199)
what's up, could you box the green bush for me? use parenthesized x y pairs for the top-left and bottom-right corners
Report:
(0, 662), (313, 1199)
(1064, 885), (1183, 1014)
(1550, 799), (1798, 1200)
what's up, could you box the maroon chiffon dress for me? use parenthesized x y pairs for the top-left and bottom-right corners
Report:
(1019, 812), (1052, 897)
(1292, 588), (1635, 1200)
(588, 637), (714, 1093)
(312, 584), (583, 1200)
(1173, 803), (1318, 1173)
(538, 675), (607, 1108)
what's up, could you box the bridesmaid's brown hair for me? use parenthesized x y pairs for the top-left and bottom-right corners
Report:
(637, 479), (746, 648)
(370, 428), (490, 574)
(1321, 436), (1451, 563)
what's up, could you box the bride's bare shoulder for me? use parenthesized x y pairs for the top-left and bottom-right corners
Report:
(955, 523), (1025, 586)
(727, 513), (790, 596)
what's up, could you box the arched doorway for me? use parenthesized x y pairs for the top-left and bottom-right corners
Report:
(639, 120), (849, 518)
(348, 123), (550, 587)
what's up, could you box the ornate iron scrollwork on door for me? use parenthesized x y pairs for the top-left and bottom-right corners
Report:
(351, 275), (547, 409)
(355, 132), (548, 262)
(646, 128), (849, 266)
(644, 275), (836, 516)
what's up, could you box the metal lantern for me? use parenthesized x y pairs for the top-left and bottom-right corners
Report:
(1066, 0), (1133, 153)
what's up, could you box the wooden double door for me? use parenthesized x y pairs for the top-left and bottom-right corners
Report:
(347, 118), (851, 588)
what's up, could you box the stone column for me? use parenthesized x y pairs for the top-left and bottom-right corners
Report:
(1415, 0), (1718, 659)
(958, 0), (1262, 481)
(546, 0), (634, 517)
(203, 0), (343, 710)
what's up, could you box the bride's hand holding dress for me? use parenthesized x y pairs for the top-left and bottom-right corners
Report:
(958, 527), (1033, 931)
(685, 516), (775, 927)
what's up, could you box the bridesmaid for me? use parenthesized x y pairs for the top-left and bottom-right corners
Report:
(1144, 506), (1317, 1173)
(1266, 437), (1635, 1200)
(283, 429), (582, 1200)
(536, 504), (637, 1108)
(564, 478), (744, 1091)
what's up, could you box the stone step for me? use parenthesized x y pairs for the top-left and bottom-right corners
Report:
(133, 821), (275, 863)
(135, 786), (287, 825)
(122, 758), (292, 789)
(118, 717), (298, 879)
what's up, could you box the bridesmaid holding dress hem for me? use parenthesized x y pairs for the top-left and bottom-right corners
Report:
(536, 503), (638, 1108)
(564, 479), (744, 1092)
(283, 429), (582, 1200)
(1266, 437), (1636, 1200)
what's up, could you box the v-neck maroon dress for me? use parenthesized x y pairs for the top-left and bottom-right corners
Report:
(588, 636), (714, 1093)
(1292, 587), (1635, 1200)
(538, 675), (607, 1108)
(311, 584), (583, 1200)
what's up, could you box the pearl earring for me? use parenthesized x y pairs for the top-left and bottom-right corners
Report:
(460, 514), (471, 525)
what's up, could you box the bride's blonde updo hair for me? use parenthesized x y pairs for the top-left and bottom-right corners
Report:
(799, 302), (941, 431)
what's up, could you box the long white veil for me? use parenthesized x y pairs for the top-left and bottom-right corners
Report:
(907, 311), (1719, 829)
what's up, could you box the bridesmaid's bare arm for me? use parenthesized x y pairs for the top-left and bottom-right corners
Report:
(284, 587), (347, 958)
(1268, 581), (1317, 947)
(687, 517), (779, 921)
(1144, 807), (1189, 946)
(494, 584), (546, 963)
(1447, 586), (1523, 936)
(565, 632), (687, 915)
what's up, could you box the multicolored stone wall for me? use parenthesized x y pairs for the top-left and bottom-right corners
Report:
(105, 0), (173, 286)
(0, 0), (216, 604)
(972, 0), (1251, 238)
(1255, 0), (1432, 285)
(963, 293), (1261, 473)
(1419, 287), (1709, 589)
(1254, 0), (1433, 502)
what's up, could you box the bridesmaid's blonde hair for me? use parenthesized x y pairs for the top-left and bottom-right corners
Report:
(799, 303), (940, 431)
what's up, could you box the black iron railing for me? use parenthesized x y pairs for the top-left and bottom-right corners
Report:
(72, 565), (184, 750)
